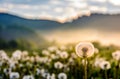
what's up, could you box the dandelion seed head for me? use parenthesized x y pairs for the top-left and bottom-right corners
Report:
(75, 42), (94, 58)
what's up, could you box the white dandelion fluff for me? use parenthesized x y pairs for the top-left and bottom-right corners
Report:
(94, 57), (105, 67)
(12, 50), (22, 60)
(54, 61), (63, 69)
(58, 73), (67, 79)
(75, 42), (94, 58)
(112, 50), (120, 61)
(100, 61), (111, 70)
(23, 75), (34, 79)
(59, 51), (69, 59)
(9, 72), (20, 79)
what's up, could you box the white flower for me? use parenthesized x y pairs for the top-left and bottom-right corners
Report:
(112, 50), (120, 61)
(100, 61), (111, 70)
(59, 51), (68, 59)
(68, 58), (74, 64)
(30, 56), (35, 62)
(0, 50), (9, 60)
(94, 48), (99, 54)
(23, 75), (34, 79)
(22, 51), (28, 57)
(54, 61), (63, 69)
(42, 50), (50, 56)
(12, 50), (22, 60)
(39, 57), (50, 63)
(36, 68), (41, 75)
(60, 46), (66, 50)
(42, 72), (50, 78)
(51, 73), (56, 79)
(40, 68), (45, 75)
(34, 55), (41, 62)
(75, 42), (94, 58)
(8, 60), (17, 69)
(71, 53), (77, 59)
(94, 58), (105, 67)
(4, 68), (11, 75)
(9, 72), (20, 79)
(58, 73), (67, 79)
(48, 46), (58, 52)
(50, 54), (58, 60)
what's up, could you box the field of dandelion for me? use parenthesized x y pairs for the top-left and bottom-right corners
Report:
(0, 42), (120, 79)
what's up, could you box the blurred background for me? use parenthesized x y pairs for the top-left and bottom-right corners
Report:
(0, 0), (120, 50)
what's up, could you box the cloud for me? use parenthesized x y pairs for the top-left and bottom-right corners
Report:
(109, 0), (120, 6)
(0, 0), (120, 23)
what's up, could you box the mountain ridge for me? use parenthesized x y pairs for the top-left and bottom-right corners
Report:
(1, 12), (120, 44)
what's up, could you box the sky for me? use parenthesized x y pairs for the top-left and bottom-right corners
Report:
(0, 0), (120, 23)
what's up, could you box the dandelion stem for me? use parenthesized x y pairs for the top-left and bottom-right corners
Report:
(105, 69), (108, 79)
(84, 58), (87, 79)
(116, 60), (120, 79)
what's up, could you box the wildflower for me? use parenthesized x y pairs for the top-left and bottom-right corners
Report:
(12, 50), (22, 60)
(68, 58), (74, 65)
(9, 60), (17, 69)
(4, 68), (11, 75)
(112, 50), (120, 61)
(59, 51), (68, 59)
(50, 54), (58, 60)
(71, 53), (77, 59)
(23, 75), (34, 79)
(60, 45), (66, 50)
(22, 51), (28, 57)
(51, 73), (56, 79)
(94, 48), (99, 54)
(48, 46), (57, 52)
(42, 50), (50, 56)
(54, 61), (63, 69)
(75, 42), (94, 58)
(42, 72), (50, 78)
(9, 72), (20, 79)
(30, 56), (35, 62)
(100, 61), (111, 70)
(40, 68), (45, 75)
(94, 58), (105, 67)
(58, 73), (67, 79)
(0, 50), (8, 60)
(36, 68), (41, 75)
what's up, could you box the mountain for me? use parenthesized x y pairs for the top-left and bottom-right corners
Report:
(1, 13), (120, 31)
(62, 14), (120, 31)
(0, 13), (61, 30)
(0, 13), (49, 48)
(1, 12), (120, 44)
